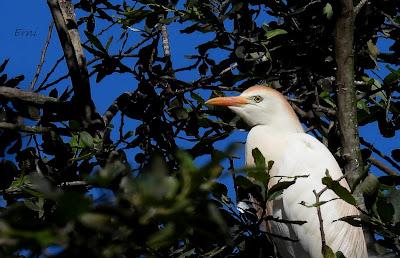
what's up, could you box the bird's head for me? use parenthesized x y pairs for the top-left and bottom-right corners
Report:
(206, 85), (303, 132)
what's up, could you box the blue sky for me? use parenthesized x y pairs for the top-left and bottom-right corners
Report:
(0, 1), (398, 204)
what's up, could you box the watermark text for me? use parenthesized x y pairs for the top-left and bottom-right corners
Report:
(14, 28), (38, 38)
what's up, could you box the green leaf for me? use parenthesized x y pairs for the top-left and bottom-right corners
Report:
(367, 40), (379, 58)
(79, 213), (111, 231)
(323, 3), (333, 19)
(337, 215), (363, 227)
(323, 245), (336, 258)
(267, 189), (284, 201)
(105, 36), (113, 51)
(190, 92), (205, 104)
(360, 174), (379, 196)
(383, 67), (400, 86)
(56, 192), (91, 223)
(268, 181), (296, 200)
(123, 9), (151, 25)
(8, 229), (57, 246)
(79, 131), (94, 148)
(0, 59), (9, 73)
(388, 189), (400, 223)
(376, 197), (394, 223)
(70, 134), (80, 152)
(181, 23), (213, 34)
(368, 78), (387, 101)
(265, 29), (287, 39)
(147, 223), (175, 249)
(123, 131), (135, 140)
(84, 31), (106, 52)
(173, 107), (189, 120)
(8, 175), (31, 191)
(367, 40), (379, 67)
(320, 90), (336, 107)
(252, 148), (266, 168)
(69, 120), (81, 130)
(356, 99), (368, 112)
(212, 182), (228, 197)
(322, 176), (357, 206)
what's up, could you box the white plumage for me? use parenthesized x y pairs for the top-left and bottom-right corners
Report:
(206, 85), (368, 258)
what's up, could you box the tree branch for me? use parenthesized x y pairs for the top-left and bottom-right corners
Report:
(47, 0), (96, 126)
(313, 189), (327, 252)
(36, 56), (65, 92)
(30, 21), (54, 91)
(0, 86), (58, 105)
(335, 0), (363, 191)
(0, 122), (71, 135)
(160, 24), (171, 58)
(0, 122), (52, 134)
(354, 0), (368, 15)
(369, 156), (399, 176)
(361, 137), (400, 173)
(335, 1), (379, 254)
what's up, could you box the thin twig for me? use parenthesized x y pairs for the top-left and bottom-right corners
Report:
(220, 62), (238, 75)
(381, 11), (400, 29)
(313, 189), (326, 251)
(228, 158), (237, 199)
(312, 104), (336, 115)
(102, 93), (129, 126)
(59, 181), (88, 187)
(30, 21), (54, 90)
(37, 74), (70, 91)
(36, 22), (116, 92)
(36, 56), (64, 92)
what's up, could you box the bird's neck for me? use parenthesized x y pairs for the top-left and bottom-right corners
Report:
(259, 108), (304, 134)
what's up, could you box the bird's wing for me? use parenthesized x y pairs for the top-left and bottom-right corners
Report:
(267, 133), (367, 258)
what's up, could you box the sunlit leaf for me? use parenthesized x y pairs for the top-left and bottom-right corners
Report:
(322, 176), (356, 206)
(265, 29), (288, 39)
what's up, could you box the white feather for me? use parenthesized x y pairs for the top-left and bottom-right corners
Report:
(245, 126), (368, 258)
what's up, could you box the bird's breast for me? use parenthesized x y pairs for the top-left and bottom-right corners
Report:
(245, 126), (291, 168)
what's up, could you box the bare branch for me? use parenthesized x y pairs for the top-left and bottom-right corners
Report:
(0, 122), (72, 136)
(36, 56), (65, 92)
(313, 189), (327, 252)
(220, 62), (238, 75)
(361, 137), (400, 172)
(0, 122), (52, 134)
(47, 0), (95, 125)
(0, 86), (58, 104)
(354, 0), (368, 15)
(30, 21), (54, 91)
(59, 181), (88, 187)
(381, 11), (400, 29)
(369, 156), (399, 176)
(161, 24), (171, 57)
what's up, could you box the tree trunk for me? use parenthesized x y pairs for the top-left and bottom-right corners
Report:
(334, 0), (377, 255)
(47, 0), (97, 128)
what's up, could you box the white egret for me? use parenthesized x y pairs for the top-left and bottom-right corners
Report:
(206, 85), (367, 258)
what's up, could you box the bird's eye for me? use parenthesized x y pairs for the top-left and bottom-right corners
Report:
(252, 96), (263, 103)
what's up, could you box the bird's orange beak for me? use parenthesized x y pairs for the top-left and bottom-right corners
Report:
(205, 96), (248, 107)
